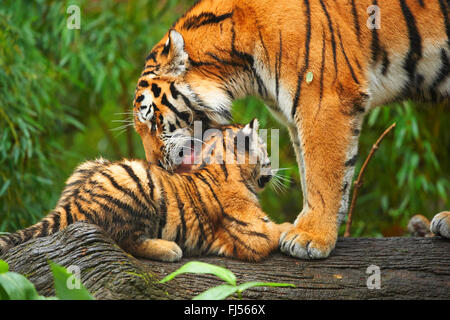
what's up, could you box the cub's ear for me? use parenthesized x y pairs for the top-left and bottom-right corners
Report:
(238, 118), (260, 153)
(242, 118), (260, 138)
(161, 29), (188, 76)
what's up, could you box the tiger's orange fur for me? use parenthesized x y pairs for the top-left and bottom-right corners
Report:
(133, 0), (449, 259)
(0, 121), (291, 262)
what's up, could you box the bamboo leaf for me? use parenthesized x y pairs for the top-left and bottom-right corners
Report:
(192, 284), (237, 300)
(159, 261), (237, 286)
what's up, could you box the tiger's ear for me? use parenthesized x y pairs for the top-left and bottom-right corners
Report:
(161, 29), (188, 76)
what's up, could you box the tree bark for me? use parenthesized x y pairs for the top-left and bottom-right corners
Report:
(1, 222), (449, 300)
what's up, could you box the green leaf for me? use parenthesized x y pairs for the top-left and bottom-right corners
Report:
(0, 260), (9, 274)
(193, 284), (238, 300)
(235, 281), (295, 293)
(158, 261), (237, 286)
(49, 262), (94, 300)
(0, 272), (43, 300)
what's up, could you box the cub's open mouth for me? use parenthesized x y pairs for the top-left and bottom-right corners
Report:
(174, 148), (196, 173)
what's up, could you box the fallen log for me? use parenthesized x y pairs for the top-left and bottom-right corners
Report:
(1, 222), (449, 300)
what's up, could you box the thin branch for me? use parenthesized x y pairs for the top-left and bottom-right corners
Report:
(344, 122), (397, 237)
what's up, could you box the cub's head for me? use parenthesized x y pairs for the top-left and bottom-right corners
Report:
(192, 119), (273, 192)
(133, 29), (233, 170)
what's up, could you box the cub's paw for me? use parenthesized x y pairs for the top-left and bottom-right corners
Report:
(279, 227), (336, 259)
(430, 211), (450, 239)
(158, 242), (183, 262)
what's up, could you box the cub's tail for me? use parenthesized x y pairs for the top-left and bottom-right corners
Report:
(0, 211), (66, 256)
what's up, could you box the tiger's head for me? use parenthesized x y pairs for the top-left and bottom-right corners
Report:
(133, 29), (235, 171)
(191, 119), (273, 192)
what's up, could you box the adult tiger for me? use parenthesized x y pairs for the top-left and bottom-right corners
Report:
(133, 0), (450, 259)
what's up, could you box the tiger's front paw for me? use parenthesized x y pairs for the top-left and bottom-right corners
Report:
(430, 211), (450, 239)
(279, 226), (337, 259)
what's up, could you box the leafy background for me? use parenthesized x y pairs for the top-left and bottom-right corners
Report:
(0, 0), (449, 237)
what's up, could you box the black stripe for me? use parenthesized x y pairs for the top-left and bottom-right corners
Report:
(193, 171), (226, 217)
(206, 52), (246, 68)
(292, 0), (311, 118)
(182, 11), (233, 30)
(275, 31), (282, 101)
(73, 200), (96, 224)
(370, 0), (382, 63)
(230, 21), (254, 68)
(63, 203), (74, 225)
(51, 212), (60, 233)
(151, 83), (161, 98)
(136, 95), (144, 103)
(219, 136), (229, 180)
(223, 212), (248, 227)
(156, 177), (167, 239)
(169, 82), (179, 99)
(185, 176), (210, 219)
(432, 49), (449, 89)
(91, 192), (145, 220)
(350, 0), (361, 43)
(145, 169), (155, 200)
(180, 178), (208, 244)
(319, 0), (338, 80)
(316, 28), (327, 120)
(345, 154), (358, 167)
(258, 29), (271, 69)
(381, 50), (390, 75)
(337, 26), (360, 85)
(100, 170), (148, 210)
(222, 228), (262, 256)
(39, 220), (49, 237)
(167, 180), (186, 246)
(438, 0), (450, 48)
(202, 167), (220, 186)
(161, 93), (191, 123)
(400, 0), (423, 87)
(241, 229), (270, 240)
(138, 80), (149, 88)
(119, 163), (156, 212)
(145, 52), (157, 62)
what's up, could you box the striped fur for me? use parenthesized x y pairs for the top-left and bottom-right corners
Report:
(0, 123), (291, 262)
(133, 0), (449, 259)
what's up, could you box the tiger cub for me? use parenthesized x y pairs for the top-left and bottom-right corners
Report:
(0, 119), (291, 262)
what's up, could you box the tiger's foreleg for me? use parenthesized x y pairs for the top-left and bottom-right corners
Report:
(280, 89), (366, 259)
(209, 207), (289, 261)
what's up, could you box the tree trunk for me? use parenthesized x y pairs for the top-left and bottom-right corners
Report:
(1, 222), (449, 300)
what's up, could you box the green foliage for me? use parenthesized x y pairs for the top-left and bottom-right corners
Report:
(0, 0), (448, 237)
(0, 0), (193, 232)
(0, 259), (93, 300)
(49, 261), (94, 300)
(159, 261), (295, 300)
